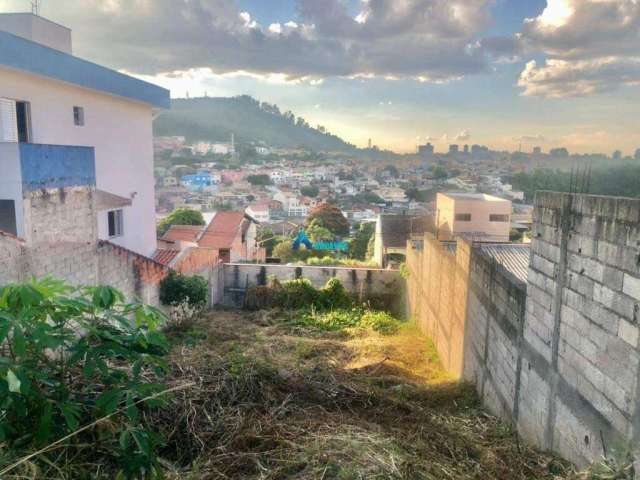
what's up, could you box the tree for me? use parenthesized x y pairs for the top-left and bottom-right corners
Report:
(273, 239), (295, 262)
(305, 204), (350, 237)
(307, 220), (335, 243)
(383, 165), (399, 178)
(246, 174), (272, 186)
(257, 227), (278, 256)
(349, 222), (375, 260)
(157, 208), (205, 236)
(301, 185), (320, 198)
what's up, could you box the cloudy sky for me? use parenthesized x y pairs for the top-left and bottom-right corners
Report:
(2, 0), (639, 154)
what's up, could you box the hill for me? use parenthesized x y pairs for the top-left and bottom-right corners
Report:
(153, 95), (356, 152)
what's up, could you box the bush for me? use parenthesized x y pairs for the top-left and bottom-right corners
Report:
(160, 273), (208, 307)
(317, 278), (352, 310)
(0, 278), (169, 478)
(276, 279), (319, 310)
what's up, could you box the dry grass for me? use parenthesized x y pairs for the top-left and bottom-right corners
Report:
(152, 310), (576, 479)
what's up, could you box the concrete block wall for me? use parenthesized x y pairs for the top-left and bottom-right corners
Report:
(406, 237), (470, 375)
(517, 192), (640, 466)
(406, 191), (640, 468)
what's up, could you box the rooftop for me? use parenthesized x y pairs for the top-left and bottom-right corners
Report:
(0, 15), (169, 109)
(161, 225), (205, 243)
(478, 243), (530, 283)
(198, 211), (246, 249)
(439, 193), (509, 202)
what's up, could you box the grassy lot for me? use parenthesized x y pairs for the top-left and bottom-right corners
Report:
(152, 309), (575, 479)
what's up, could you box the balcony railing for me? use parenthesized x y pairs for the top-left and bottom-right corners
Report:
(19, 143), (96, 192)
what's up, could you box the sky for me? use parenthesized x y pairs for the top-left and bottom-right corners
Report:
(1, 0), (639, 155)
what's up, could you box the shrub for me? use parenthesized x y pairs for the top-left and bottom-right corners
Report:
(160, 272), (208, 307)
(361, 311), (401, 335)
(276, 279), (319, 310)
(302, 309), (363, 331)
(0, 278), (169, 478)
(317, 278), (352, 310)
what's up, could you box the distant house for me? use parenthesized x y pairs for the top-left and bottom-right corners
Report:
(199, 211), (261, 263)
(245, 203), (270, 223)
(154, 211), (263, 270)
(374, 214), (431, 268)
(181, 171), (213, 190)
(436, 193), (511, 242)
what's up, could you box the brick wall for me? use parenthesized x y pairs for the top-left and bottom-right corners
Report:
(0, 187), (168, 306)
(406, 191), (640, 467)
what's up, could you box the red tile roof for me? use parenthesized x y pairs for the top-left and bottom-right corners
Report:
(153, 249), (180, 266)
(161, 225), (205, 243)
(198, 211), (245, 249)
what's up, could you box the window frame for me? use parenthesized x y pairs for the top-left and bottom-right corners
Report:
(107, 209), (124, 238)
(455, 213), (472, 222)
(489, 214), (509, 223)
(73, 106), (85, 127)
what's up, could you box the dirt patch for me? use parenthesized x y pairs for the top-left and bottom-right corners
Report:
(153, 310), (575, 479)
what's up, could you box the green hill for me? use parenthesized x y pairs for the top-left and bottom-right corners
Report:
(153, 95), (356, 152)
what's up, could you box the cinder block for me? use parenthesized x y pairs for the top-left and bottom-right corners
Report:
(623, 274), (640, 302)
(618, 319), (639, 348)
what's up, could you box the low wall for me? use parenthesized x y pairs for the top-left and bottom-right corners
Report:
(406, 191), (640, 467)
(220, 263), (403, 313)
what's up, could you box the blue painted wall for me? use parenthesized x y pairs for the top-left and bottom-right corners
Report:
(0, 31), (170, 109)
(20, 143), (96, 192)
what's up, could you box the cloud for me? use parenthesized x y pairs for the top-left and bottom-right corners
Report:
(518, 57), (640, 98)
(514, 0), (640, 97)
(455, 130), (471, 141)
(13, 0), (494, 82)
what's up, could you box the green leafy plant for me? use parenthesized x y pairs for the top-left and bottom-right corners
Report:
(317, 278), (352, 310)
(159, 272), (208, 307)
(0, 278), (169, 478)
(157, 208), (205, 237)
(276, 279), (320, 310)
(361, 311), (401, 335)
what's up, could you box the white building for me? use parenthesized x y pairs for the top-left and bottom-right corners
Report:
(0, 13), (169, 257)
(245, 203), (270, 223)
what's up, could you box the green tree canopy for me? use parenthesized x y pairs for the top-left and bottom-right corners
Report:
(307, 220), (336, 243)
(305, 204), (350, 237)
(157, 208), (205, 236)
(349, 222), (375, 260)
(246, 174), (272, 186)
(301, 185), (320, 198)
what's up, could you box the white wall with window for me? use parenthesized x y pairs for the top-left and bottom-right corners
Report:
(107, 209), (124, 238)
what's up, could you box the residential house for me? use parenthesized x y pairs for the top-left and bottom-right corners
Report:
(198, 211), (260, 263)
(373, 214), (431, 268)
(435, 193), (511, 242)
(0, 13), (169, 257)
(245, 202), (270, 223)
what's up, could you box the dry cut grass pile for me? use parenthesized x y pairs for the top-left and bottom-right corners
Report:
(151, 309), (575, 480)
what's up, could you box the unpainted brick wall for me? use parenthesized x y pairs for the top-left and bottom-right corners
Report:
(0, 187), (167, 306)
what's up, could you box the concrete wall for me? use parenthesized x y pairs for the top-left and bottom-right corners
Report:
(0, 66), (157, 256)
(406, 237), (470, 375)
(0, 187), (168, 306)
(406, 191), (640, 467)
(220, 263), (403, 311)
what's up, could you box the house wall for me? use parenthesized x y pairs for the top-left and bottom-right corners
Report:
(0, 142), (24, 236)
(0, 187), (167, 306)
(406, 191), (640, 467)
(0, 66), (157, 256)
(436, 193), (511, 242)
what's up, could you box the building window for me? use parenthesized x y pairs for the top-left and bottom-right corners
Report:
(108, 209), (124, 238)
(455, 213), (472, 222)
(490, 214), (509, 222)
(0, 199), (17, 236)
(16, 101), (31, 143)
(73, 106), (85, 126)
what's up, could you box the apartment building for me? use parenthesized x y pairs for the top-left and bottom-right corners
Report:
(0, 13), (169, 257)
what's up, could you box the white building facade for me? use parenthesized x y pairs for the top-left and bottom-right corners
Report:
(0, 13), (169, 257)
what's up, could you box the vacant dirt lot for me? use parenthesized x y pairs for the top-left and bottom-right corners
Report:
(154, 310), (575, 479)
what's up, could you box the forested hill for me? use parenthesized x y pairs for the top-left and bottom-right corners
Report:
(153, 95), (356, 152)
